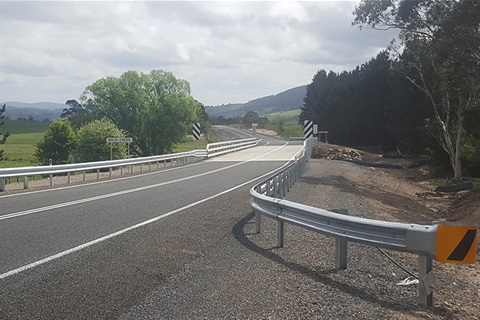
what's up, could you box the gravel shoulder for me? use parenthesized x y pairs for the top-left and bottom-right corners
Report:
(120, 158), (479, 320)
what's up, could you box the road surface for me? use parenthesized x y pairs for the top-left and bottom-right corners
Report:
(0, 128), (302, 319)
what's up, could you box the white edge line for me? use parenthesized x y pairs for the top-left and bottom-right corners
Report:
(0, 160), (206, 199)
(0, 146), (299, 280)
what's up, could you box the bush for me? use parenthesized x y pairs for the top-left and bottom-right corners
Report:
(75, 119), (127, 162)
(461, 136), (480, 177)
(35, 120), (76, 165)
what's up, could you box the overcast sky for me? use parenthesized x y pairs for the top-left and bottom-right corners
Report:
(0, 1), (398, 106)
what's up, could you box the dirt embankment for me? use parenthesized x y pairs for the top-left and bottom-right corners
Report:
(311, 145), (480, 228)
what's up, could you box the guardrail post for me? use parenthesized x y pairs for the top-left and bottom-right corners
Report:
(164, 160), (167, 168)
(109, 168), (112, 178)
(157, 161), (159, 169)
(273, 176), (278, 198)
(149, 163), (152, 171)
(121, 166), (124, 176)
(83, 171), (86, 181)
(288, 168), (292, 191)
(418, 255), (434, 307)
(332, 209), (349, 270)
(0, 178), (5, 191)
(277, 221), (285, 248)
(96, 169), (100, 180)
(278, 175), (284, 198)
(24, 176), (29, 189)
(49, 174), (53, 186)
(266, 179), (271, 196)
(67, 172), (71, 184)
(255, 212), (262, 234)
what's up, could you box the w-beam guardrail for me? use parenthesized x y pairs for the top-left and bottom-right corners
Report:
(0, 138), (257, 191)
(250, 138), (477, 307)
(206, 138), (258, 158)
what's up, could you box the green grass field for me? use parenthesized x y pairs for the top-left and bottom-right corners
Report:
(1, 120), (49, 168)
(265, 109), (300, 125)
(0, 120), (220, 168)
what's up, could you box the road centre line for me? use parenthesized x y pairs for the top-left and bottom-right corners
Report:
(0, 145), (297, 280)
(0, 143), (289, 221)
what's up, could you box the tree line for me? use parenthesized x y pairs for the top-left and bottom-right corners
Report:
(300, 0), (480, 180)
(34, 70), (209, 165)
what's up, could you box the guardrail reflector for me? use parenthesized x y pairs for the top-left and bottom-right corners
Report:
(436, 225), (478, 264)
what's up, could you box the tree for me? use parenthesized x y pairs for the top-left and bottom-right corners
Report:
(0, 104), (10, 160)
(82, 70), (205, 156)
(35, 120), (77, 164)
(300, 53), (398, 149)
(75, 119), (127, 162)
(61, 99), (94, 129)
(242, 111), (260, 128)
(272, 114), (288, 135)
(354, 0), (480, 180)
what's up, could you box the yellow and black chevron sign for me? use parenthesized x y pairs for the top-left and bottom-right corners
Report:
(436, 225), (478, 264)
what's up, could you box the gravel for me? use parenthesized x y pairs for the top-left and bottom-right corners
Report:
(119, 159), (479, 320)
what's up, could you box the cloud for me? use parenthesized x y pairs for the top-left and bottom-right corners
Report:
(0, 1), (398, 106)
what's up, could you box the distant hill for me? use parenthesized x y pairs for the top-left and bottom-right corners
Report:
(1, 101), (65, 121)
(2, 85), (308, 121)
(205, 85), (306, 118)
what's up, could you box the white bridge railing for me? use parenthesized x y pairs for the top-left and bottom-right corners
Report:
(0, 138), (257, 191)
(249, 138), (477, 307)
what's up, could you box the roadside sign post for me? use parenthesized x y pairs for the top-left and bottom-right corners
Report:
(192, 123), (201, 152)
(106, 137), (133, 160)
(252, 123), (257, 138)
(303, 120), (313, 139)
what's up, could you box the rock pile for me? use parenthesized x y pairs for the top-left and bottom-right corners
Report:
(312, 146), (363, 161)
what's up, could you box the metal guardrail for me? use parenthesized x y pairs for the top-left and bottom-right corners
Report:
(206, 138), (258, 158)
(0, 138), (256, 191)
(249, 138), (477, 307)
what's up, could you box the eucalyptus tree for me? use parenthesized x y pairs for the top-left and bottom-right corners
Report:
(354, 0), (480, 180)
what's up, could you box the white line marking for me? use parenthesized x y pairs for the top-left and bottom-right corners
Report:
(0, 150), (299, 280)
(0, 161), (205, 199)
(0, 143), (290, 221)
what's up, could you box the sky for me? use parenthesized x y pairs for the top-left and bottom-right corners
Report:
(0, 1), (398, 106)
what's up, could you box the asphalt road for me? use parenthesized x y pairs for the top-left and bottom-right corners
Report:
(0, 128), (303, 319)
